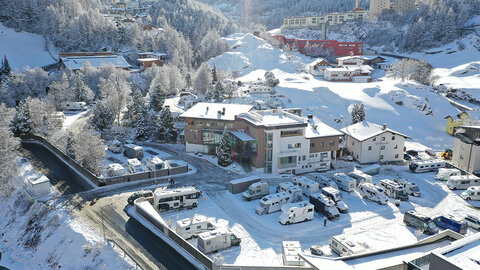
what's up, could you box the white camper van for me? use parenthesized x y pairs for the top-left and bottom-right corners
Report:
(65, 101), (87, 111)
(146, 156), (164, 171)
(276, 182), (302, 202)
(347, 169), (373, 186)
(332, 173), (356, 192)
(435, 168), (461, 181)
(242, 181), (269, 201)
(329, 235), (371, 257)
(292, 176), (320, 197)
(447, 175), (480, 190)
(278, 201), (314, 225)
(409, 159), (446, 173)
(316, 175), (338, 190)
(153, 186), (202, 211)
(321, 186), (343, 202)
(461, 186), (480, 201)
(393, 178), (421, 197)
(358, 183), (388, 205)
(255, 192), (291, 215)
(197, 229), (241, 253)
(127, 158), (144, 174)
(175, 216), (216, 239)
(106, 163), (127, 177)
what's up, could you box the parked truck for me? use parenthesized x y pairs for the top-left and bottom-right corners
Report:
(332, 173), (356, 192)
(292, 176), (319, 197)
(393, 178), (421, 197)
(278, 201), (314, 225)
(309, 193), (340, 220)
(242, 181), (269, 201)
(197, 229), (241, 253)
(379, 179), (409, 201)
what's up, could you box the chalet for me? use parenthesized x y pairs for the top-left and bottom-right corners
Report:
(138, 52), (168, 61)
(307, 58), (332, 76)
(324, 65), (372, 82)
(59, 52), (131, 71)
(445, 111), (472, 136)
(337, 55), (385, 67)
(247, 80), (272, 94)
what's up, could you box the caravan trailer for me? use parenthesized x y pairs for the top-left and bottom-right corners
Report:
(447, 175), (480, 190)
(24, 175), (51, 199)
(329, 235), (371, 257)
(106, 163), (127, 177)
(292, 177), (319, 197)
(153, 186), (202, 211)
(242, 181), (269, 201)
(316, 175), (338, 190)
(309, 193), (339, 220)
(332, 173), (356, 192)
(255, 192), (291, 215)
(175, 216), (216, 239)
(278, 201), (314, 225)
(107, 140), (122, 153)
(435, 168), (461, 181)
(127, 158), (144, 174)
(358, 183), (388, 205)
(65, 101), (87, 111)
(146, 156), (165, 171)
(276, 182), (302, 202)
(347, 169), (373, 186)
(409, 159), (446, 173)
(197, 229), (241, 253)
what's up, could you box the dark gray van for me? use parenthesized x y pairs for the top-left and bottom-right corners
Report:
(403, 210), (439, 235)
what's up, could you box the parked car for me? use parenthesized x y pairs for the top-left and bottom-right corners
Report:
(404, 154), (412, 161)
(433, 215), (468, 235)
(127, 190), (153, 205)
(309, 245), (324, 256)
(406, 150), (418, 157)
(464, 215), (480, 230)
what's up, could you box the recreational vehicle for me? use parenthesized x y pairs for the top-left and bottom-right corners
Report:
(146, 156), (165, 171)
(65, 101), (87, 111)
(409, 159), (446, 173)
(309, 193), (339, 220)
(278, 201), (314, 225)
(329, 235), (371, 257)
(107, 140), (122, 153)
(292, 177), (319, 197)
(332, 173), (356, 192)
(434, 215), (468, 235)
(175, 216), (216, 239)
(321, 186), (343, 202)
(379, 179), (409, 201)
(336, 201), (349, 213)
(461, 186), (480, 201)
(435, 168), (461, 181)
(282, 241), (305, 266)
(124, 144), (144, 159)
(403, 210), (439, 235)
(255, 192), (291, 215)
(393, 178), (421, 197)
(127, 158), (144, 174)
(197, 229), (241, 253)
(347, 169), (373, 186)
(276, 182), (302, 202)
(153, 186), (202, 211)
(106, 163), (127, 177)
(464, 215), (480, 230)
(447, 175), (480, 190)
(358, 183), (388, 205)
(316, 175), (338, 190)
(242, 181), (269, 201)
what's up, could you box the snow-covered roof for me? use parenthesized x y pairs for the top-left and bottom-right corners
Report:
(341, 121), (411, 141)
(137, 57), (161, 62)
(305, 117), (343, 138)
(180, 103), (253, 121)
(435, 232), (480, 269)
(60, 55), (131, 70)
(238, 110), (306, 127)
(307, 58), (330, 67)
(337, 55), (370, 61)
(27, 175), (50, 185)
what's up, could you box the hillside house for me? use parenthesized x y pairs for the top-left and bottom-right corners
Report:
(337, 55), (385, 67)
(281, 10), (367, 29)
(59, 52), (131, 71)
(247, 80), (272, 94)
(307, 58), (332, 76)
(445, 111), (472, 136)
(324, 65), (372, 82)
(452, 125), (480, 174)
(137, 58), (163, 69)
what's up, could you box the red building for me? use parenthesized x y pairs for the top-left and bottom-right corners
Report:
(274, 35), (363, 56)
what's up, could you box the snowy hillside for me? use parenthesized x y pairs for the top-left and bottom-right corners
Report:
(208, 33), (479, 150)
(0, 23), (57, 71)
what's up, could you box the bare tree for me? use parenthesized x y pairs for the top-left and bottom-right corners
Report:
(0, 103), (20, 196)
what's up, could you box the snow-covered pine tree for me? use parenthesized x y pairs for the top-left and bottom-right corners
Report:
(185, 72), (192, 88)
(358, 104), (366, 122)
(149, 84), (166, 113)
(351, 104), (366, 124)
(0, 103), (19, 195)
(212, 64), (218, 85)
(91, 101), (115, 132)
(135, 109), (151, 141)
(65, 132), (76, 159)
(213, 81), (225, 101)
(217, 126), (233, 167)
(193, 63), (212, 95)
(72, 74), (94, 103)
(124, 90), (147, 127)
(264, 71), (280, 87)
(10, 100), (34, 137)
(160, 106), (176, 142)
(0, 55), (11, 78)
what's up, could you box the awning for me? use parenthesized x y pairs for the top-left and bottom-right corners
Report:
(230, 131), (256, 142)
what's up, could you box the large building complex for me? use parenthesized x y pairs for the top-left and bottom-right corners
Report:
(393, 0), (416, 14)
(274, 35), (364, 56)
(180, 103), (343, 174)
(281, 10), (367, 30)
(452, 125), (480, 174)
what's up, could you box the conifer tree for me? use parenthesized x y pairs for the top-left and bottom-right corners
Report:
(10, 100), (34, 137)
(135, 109), (151, 141)
(65, 132), (76, 159)
(217, 126), (233, 167)
(72, 75), (94, 103)
(149, 84), (166, 112)
(91, 101), (115, 132)
(0, 55), (11, 78)
(211, 64), (218, 85)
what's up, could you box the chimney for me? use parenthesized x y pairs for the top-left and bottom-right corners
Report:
(382, 123), (387, 130)
(355, 0), (359, 9)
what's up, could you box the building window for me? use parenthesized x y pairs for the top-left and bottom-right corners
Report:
(373, 138), (376, 142)
(394, 145), (398, 149)
(330, 141), (334, 146)
(382, 137), (385, 141)
(320, 142), (324, 147)
(310, 143), (315, 148)
(281, 129), (303, 137)
(279, 156), (297, 169)
(381, 146), (385, 150)
(368, 146), (372, 151)
(380, 155), (384, 159)
(395, 154), (399, 158)
(352, 141), (355, 146)
(303, 155), (306, 161)
(392, 136), (395, 140)
(288, 143), (301, 149)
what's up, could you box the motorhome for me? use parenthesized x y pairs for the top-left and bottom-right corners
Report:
(435, 168), (461, 181)
(292, 177), (319, 197)
(309, 193), (339, 220)
(358, 183), (388, 205)
(65, 101), (87, 111)
(278, 201), (314, 225)
(153, 186), (202, 211)
(146, 156), (165, 171)
(447, 175), (480, 190)
(175, 216), (216, 239)
(255, 192), (291, 215)
(127, 158), (144, 174)
(123, 144), (144, 159)
(329, 235), (371, 257)
(434, 215), (468, 235)
(106, 163), (127, 177)
(332, 173), (356, 192)
(403, 210), (439, 235)
(316, 175), (338, 190)
(409, 159), (446, 173)
(464, 214), (480, 230)
(393, 178), (421, 197)
(282, 241), (305, 266)
(379, 179), (409, 201)
(242, 181), (269, 201)
(197, 229), (241, 253)
(321, 186), (343, 202)
(347, 169), (373, 186)
(107, 140), (122, 153)
(461, 186), (480, 201)
(276, 182), (302, 202)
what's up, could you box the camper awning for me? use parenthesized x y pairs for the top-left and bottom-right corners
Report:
(230, 131), (256, 142)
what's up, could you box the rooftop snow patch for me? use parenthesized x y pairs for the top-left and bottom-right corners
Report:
(305, 118), (343, 138)
(341, 121), (411, 141)
(238, 110), (306, 127)
(60, 55), (131, 70)
(180, 102), (253, 121)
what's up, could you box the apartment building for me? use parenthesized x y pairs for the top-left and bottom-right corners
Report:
(180, 103), (342, 174)
(452, 126), (480, 174)
(369, 0), (391, 19)
(394, 0), (416, 14)
(281, 10), (367, 30)
(341, 121), (410, 164)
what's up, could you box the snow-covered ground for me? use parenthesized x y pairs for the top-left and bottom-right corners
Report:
(187, 152), (245, 174)
(0, 23), (57, 71)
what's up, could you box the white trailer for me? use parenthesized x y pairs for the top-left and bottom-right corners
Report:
(393, 178), (421, 197)
(175, 216), (216, 239)
(282, 241), (305, 266)
(242, 181), (269, 201)
(24, 175), (51, 199)
(329, 235), (371, 257)
(461, 186), (480, 201)
(106, 163), (127, 177)
(146, 156), (165, 171)
(358, 182), (388, 205)
(292, 176), (320, 197)
(332, 173), (356, 192)
(315, 175), (338, 190)
(379, 179), (409, 201)
(435, 168), (461, 181)
(409, 159), (446, 173)
(447, 175), (480, 190)
(107, 140), (122, 153)
(347, 169), (373, 186)
(65, 101), (87, 111)
(276, 182), (302, 202)
(153, 186), (202, 211)
(278, 201), (314, 225)
(127, 158), (144, 174)
(321, 186), (343, 202)
(255, 192), (291, 215)
(197, 229), (241, 254)
(124, 144), (144, 159)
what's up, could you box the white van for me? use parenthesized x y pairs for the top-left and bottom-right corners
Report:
(175, 216), (216, 239)
(107, 140), (122, 153)
(461, 186), (480, 201)
(146, 156), (165, 171)
(197, 229), (241, 253)
(358, 182), (388, 205)
(315, 175), (338, 190)
(394, 178), (421, 197)
(347, 169), (373, 186)
(276, 182), (302, 202)
(447, 175), (480, 190)
(242, 181), (269, 201)
(292, 176), (320, 197)
(321, 186), (343, 202)
(278, 201), (314, 225)
(127, 158), (144, 174)
(332, 173), (356, 192)
(435, 168), (461, 181)
(255, 192), (291, 215)
(106, 163), (127, 177)
(409, 159), (446, 173)
(65, 101), (87, 111)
